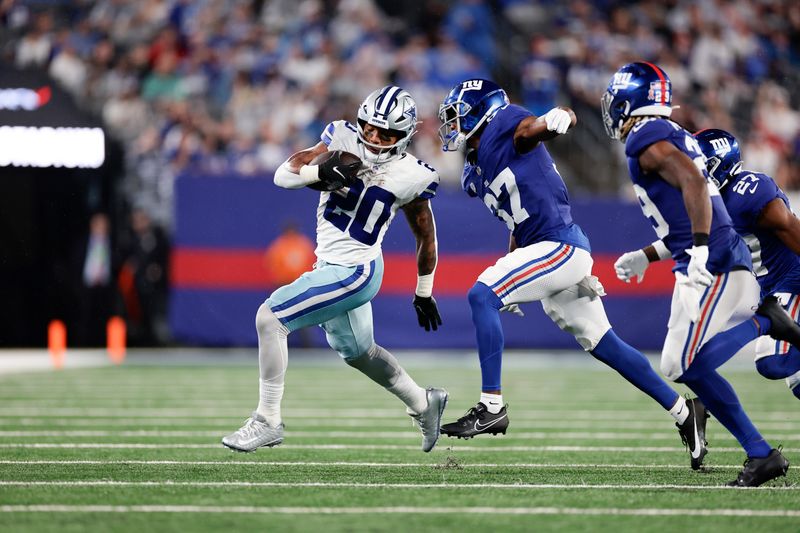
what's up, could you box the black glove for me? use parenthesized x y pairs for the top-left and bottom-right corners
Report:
(413, 295), (442, 332)
(314, 152), (361, 191)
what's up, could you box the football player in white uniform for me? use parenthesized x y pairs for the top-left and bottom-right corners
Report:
(222, 86), (448, 453)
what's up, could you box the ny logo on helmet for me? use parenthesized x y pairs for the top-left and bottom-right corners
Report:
(710, 137), (731, 156)
(462, 80), (483, 90)
(611, 72), (633, 91)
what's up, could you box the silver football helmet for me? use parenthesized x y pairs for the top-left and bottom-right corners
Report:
(356, 85), (418, 164)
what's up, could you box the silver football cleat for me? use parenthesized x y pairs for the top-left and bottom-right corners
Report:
(221, 411), (284, 452)
(409, 387), (448, 452)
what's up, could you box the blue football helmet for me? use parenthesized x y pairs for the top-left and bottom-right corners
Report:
(694, 128), (743, 189)
(438, 79), (509, 151)
(601, 62), (673, 140)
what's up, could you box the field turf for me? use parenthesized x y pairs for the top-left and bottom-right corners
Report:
(0, 351), (797, 532)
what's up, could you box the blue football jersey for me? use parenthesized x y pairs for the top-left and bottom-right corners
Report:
(461, 104), (590, 250)
(624, 118), (751, 274)
(721, 170), (800, 296)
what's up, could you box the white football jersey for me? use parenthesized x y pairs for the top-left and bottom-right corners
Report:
(314, 120), (439, 266)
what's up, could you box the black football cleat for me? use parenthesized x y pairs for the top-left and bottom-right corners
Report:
(440, 402), (509, 439)
(757, 296), (800, 348)
(676, 397), (709, 470)
(727, 448), (790, 487)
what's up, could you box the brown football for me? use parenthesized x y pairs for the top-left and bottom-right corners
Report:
(307, 150), (362, 191)
(309, 150), (361, 166)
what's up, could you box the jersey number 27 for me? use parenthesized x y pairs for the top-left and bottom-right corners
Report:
(485, 167), (530, 230)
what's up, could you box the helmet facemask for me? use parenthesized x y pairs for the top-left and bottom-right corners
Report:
(437, 100), (473, 152)
(706, 156), (743, 189)
(601, 91), (631, 140)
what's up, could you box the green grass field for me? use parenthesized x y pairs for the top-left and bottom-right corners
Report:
(0, 352), (798, 532)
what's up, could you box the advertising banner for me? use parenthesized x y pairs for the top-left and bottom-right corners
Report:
(170, 174), (672, 350)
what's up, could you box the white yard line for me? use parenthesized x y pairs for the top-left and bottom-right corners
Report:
(0, 407), (795, 420)
(0, 459), (745, 469)
(0, 443), (787, 453)
(1, 505), (798, 516)
(0, 480), (795, 491)
(2, 417), (799, 431)
(3, 430), (794, 441)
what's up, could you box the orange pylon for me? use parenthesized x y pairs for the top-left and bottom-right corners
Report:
(107, 316), (126, 364)
(48, 320), (66, 369)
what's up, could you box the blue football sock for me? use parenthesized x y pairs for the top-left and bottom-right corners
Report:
(468, 282), (505, 392)
(681, 370), (771, 458)
(680, 318), (762, 382)
(755, 347), (800, 379)
(793, 384), (800, 401)
(590, 329), (679, 410)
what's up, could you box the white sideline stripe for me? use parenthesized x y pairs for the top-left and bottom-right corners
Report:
(4, 430), (794, 441)
(1, 407), (795, 420)
(0, 460), (744, 469)
(0, 481), (796, 491)
(0, 443), (788, 453)
(2, 505), (798, 516)
(3, 418), (800, 431)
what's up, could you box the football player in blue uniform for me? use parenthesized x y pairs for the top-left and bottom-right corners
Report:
(436, 78), (710, 469)
(606, 62), (795, 486)
(694, 128), (800, 400)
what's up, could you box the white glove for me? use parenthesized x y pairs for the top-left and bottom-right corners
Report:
(500, 303), (525, 317)
(675, 272), (703, 322)
(686, 245), (714, 287)
(614, 249), (650, 284)
(543, 108), (571, 134)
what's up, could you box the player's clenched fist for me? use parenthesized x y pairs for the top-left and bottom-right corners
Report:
(542, 108), (572, 134)
(614, 249), (650, 283)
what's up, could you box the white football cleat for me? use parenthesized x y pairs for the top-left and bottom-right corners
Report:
(409, 387), (448, 452)
(222, 412), (284, 452)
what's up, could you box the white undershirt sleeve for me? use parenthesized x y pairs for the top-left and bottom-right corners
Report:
(273, 161), (321, 189)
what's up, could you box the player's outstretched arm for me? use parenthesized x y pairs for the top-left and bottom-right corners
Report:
(402, 197), (442, 332)
(513, 107), (577, 154)
(273, 142), (328, 189)
(757, 198), (800, 254)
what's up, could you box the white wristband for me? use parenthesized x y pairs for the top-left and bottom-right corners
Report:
(651, 239), (671, 260)
(415, 273), (434, 298)
(299, 164), (320, 183)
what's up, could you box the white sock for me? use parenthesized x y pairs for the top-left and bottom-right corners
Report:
(480, 392), (503, 414)
(787, 369), (800, 390)
(254, 304), (288, 426)
(258, 379), (284, 426)
(388, 373), (428, 415)
(669, 396), (688, 424)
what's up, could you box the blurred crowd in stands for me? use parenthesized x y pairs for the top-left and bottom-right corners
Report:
(4, 0), (800, 226)
(2, 0), (799, 345)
